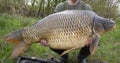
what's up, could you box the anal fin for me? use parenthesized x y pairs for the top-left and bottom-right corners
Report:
(60, 47), (80, 56)
(90, 34), (100, 55)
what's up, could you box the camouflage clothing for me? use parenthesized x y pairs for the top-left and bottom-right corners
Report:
(54, 0), (92, 12)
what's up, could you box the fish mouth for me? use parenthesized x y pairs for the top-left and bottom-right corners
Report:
(113, 24), (116, 29)
(111, 21), (116, 29)
(110, 22), (116, 31)
(105, 20), (116, 32)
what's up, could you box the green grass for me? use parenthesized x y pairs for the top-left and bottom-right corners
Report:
(0, 13), (120, 63)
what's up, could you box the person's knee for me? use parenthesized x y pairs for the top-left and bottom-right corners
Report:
(79, 46), (90, 55)
(78, 46), (90, 63)
(50, 48), (68, 63)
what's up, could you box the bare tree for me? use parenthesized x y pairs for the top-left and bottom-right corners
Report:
(84, 0), (120, 19)
(0, 0), (119, 19)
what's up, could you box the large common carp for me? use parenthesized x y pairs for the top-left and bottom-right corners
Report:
(3, 10), (115, 59)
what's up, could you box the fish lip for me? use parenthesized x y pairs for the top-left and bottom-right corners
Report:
(113, 25), (116, 29)
(111, 22), (116, 30)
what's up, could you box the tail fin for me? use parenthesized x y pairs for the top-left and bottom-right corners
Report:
(3, 30), (23, 45)
(3, 29), (31, 59)
(10, 41), (30, 59)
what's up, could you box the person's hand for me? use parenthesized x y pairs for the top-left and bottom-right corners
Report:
(39, 39), (48, 46)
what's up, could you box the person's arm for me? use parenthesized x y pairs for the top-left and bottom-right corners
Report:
(54, 2), (65, 13)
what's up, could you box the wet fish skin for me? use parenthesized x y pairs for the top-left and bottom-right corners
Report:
(3, 10), (116, 59)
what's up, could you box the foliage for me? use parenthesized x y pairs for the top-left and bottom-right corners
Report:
(0, 0), (65, 18)
(0, 0), (119, 19)
(84, 0), (120, 19)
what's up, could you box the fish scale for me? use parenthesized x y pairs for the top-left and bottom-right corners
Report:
(4, 10), (116, 58)
(22, 10), (93, 51)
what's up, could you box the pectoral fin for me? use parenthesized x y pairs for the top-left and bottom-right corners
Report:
(90, 34), (100, 55)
